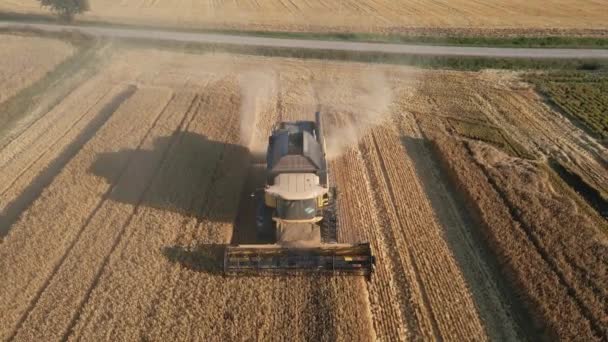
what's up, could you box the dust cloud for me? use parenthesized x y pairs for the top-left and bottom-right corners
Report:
(236, 67), (395, 160)
(237, 71), (276, 153)
(315, 70), (394, 160)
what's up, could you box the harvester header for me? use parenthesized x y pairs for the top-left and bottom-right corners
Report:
(225, 243), (375, 276)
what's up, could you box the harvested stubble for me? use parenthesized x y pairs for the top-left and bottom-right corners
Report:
(394, 109), (522, 342)
(430, 135), (605, 341)
(470, 143), (608, 339)
(409, 69), (608, 340)
(363, 125), (485, 340)
(331, 148), (410, 341)
(0, 34), (74, 105)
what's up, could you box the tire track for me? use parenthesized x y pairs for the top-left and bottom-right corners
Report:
(0, 67), (88, 164)
(275, 72), (285, 122)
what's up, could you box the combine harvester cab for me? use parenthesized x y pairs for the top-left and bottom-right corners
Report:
(225, 112), (376, 279)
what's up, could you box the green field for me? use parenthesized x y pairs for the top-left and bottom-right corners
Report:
(446, 117), (535, 159)
(528, 71), (608, 141)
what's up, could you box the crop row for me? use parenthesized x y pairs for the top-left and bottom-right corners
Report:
(431, 134), (607, 341)
(528, 72), (608, 139)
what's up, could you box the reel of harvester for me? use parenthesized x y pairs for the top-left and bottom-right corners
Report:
(224, 243), (375, 277)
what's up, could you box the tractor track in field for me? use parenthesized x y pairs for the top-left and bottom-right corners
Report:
(0, 68), (87, 159)
(5, 90), (173, 341)
(101, 93), (203, 264)
(61, 93), (196, 341)
(275, 73), (285, 123)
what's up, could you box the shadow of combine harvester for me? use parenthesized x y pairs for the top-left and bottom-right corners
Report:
(89, 132), (251, 221)
(162, 243), (226, 275)
(90, 126), (374, 278)
(89, 132), (258, 274)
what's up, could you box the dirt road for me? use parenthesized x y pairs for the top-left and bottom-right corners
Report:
(2, 21), (608, 59)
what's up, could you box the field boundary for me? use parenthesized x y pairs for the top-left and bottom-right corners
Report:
(118, 38), (608, 72)
(424, 137), (541, 339)
(400, 131), (528, 340)
(3, 26), (608, 72)
(525, 72), (608, 143)
(2, 12), (608, 48)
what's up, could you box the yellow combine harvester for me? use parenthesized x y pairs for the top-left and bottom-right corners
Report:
(224, 112), (375, 277)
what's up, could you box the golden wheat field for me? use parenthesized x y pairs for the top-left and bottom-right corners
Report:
(0, 34), (607, 341)
(1, 0), (608, 35)
(0, 34), (74, 104)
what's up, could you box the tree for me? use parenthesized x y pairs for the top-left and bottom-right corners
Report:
(39, 0), (89, 21)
